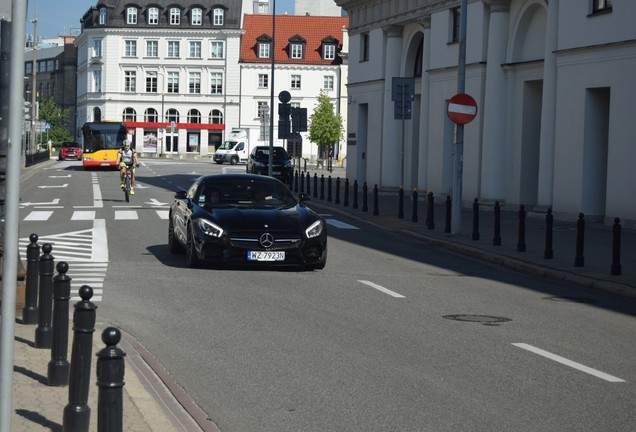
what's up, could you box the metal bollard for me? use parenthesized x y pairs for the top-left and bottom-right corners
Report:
(320, 174), (325, 200)
(23, 233), (40, 324)
(472, 198), (480, 241)
(327, 176), (333, 202)
(335, 177), (340, 204)
(544, 208), (554, 259)
(35, 243), (55, 349)
(517, 205), (526, 252)
(362, 182), (368, 212)
(574, 213), (585, 267)
(63, 285), (97, 432)
(306, 172), (311, 196)
(611, 217), (621, 275)
(97, 327), (126, 432)
(352, 180), (359, 209)
(493, 201), (501, 246)
(444, 195), (451, 233)
(343, 178), (350, 207)
(48, 261), (72, 386)
(426, 192), (435, 230)
(373, 184), (379, 216)
(398, 187), (404, 219)
(411, 189), (418, 222)
(299, 171), (305, 194)
(313, 173), (318, 198)
(294, 170), (299, 193)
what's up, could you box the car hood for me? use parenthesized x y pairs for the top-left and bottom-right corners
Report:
(200, 205), (317, 232)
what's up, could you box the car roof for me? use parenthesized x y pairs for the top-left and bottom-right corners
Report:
(197, 173), (284, 184)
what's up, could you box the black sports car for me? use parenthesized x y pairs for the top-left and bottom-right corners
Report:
(168, 174), (327, 270)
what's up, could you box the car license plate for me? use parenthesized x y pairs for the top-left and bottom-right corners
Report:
(100, 162), (110, 166)
(247, 251), (285, 261)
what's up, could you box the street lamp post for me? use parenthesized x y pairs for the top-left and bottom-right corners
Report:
(30, 16), (37, 156)
(268, 0), (276, 176)
(153, 71), (165, 156)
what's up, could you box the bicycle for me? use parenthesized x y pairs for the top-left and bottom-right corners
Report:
(120, 163), (138, 202)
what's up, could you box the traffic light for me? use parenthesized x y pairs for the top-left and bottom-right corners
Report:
(278, 103), (291, 139)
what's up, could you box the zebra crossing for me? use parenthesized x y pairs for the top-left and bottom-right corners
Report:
(22, 209), (170, 222)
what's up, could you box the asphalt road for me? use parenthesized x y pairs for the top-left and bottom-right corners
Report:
(19, 159), (636, 432)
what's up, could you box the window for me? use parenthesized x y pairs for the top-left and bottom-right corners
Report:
(166, 108), (179, 123)
(167, 41), (180, 58)
(145, 108), (158, 123)
(291, 74), (301, 90)
(210, 72), (223, 94)
(188, 109), (201, 123)
(124, 40), (137, 57)
(93, 39), (102, 57)
(209, 109), (223, 124)
(257, 101), (268, 118)
(124, 71), (136, 92)
(167, 72), (179, 93)
(258, 73), (268, 89)
(361, 32), (369, 61)
(170, 8), (180, 25)
(323, 44), (335, 60)
(290, 44), (303, 59)
(192, 8), (202, 25)
(188, 72), (201, 94)
(123, 107), (136, 122)
(211, 41), (224, 58)
(323, 75), (334, 91)
(592, 0), (612, 13)
(451, 7), (461, 43)
(127, 7), (137, 24)
(189, 41), (202, 58)
(213, 8), (224, 26)
(99, 7), (107, 25)
(258, 42), (270, 59)
(93, 70), (102, 92)
(146, 73), (158, 93)
(148, 7), (159, 25)
(146, 40), (158, 57)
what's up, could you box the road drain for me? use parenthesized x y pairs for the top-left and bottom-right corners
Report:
(442, 314), (511, 326)
(544, 296), (598, 304)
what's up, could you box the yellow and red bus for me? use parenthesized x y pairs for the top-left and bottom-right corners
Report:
(81, 121), (129, 169)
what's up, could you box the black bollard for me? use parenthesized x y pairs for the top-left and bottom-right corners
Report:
(493, 201), (501, 246)
(294, 170), (299, 193)
(574, 213), (585, 267)
(398, 187), (404, 219)
(517, 205), (526, 252)
(344, 178), (350, 207)
(362, 182), (368, 212)
(97, 327), (126, 432)
(544, 208), (554, 259)
(327, 176), (333, 202)
(313, 173), (318, 198)
(611, 217), (622, 275)
(35, 243), (55, 349)
(472, 198), (480, 241)
(306, 172), (311, 196)
(63, 285), (97, 432)
(444, 195), (451, 233)
(299, 171), (305, 194)
(373, 184), (379, 216)
(426, 192), (435, 230)
(335, 177), (340, 204)
(48, 261), (72, 386)
(352, 180), (359, 209)
(23, 233), (40, 324)
(411, 189), (418, 222)
(320, 174), (325, 200)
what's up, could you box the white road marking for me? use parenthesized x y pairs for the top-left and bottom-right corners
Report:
(358, 280), (405, 298)
(156, 210), (169, 220)
(115, 210), (139, 220)
(326, 219), (359, 229)
(146, 198), (169, 207)
(38, 184), (68, 188)
(512, 343), (626, 383)
(72, 211), (96, 220)
(21, 199), (60, 207)
(24, 211), (53, 221)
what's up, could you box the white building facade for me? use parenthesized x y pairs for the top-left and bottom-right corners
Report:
(336, 0), (636, 227)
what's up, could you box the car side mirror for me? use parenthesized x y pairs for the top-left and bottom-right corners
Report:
(174, 190), (187, 199)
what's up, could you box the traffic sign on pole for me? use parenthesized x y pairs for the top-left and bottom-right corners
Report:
(447, 93), (477, 124)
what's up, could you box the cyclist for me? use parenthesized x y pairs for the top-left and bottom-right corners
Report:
(116, 139), (140, 194)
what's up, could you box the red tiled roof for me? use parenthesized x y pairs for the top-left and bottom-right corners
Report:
(241, 14), (349, 65)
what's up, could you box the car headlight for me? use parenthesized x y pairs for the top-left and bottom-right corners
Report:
(284, 160), (293, 167)
(197, 218), (224, 238)
(305, 220), (323, 239)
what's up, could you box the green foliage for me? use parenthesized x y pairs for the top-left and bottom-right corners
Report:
(308, 90), (343, 155)
(37, 98), (73, 142)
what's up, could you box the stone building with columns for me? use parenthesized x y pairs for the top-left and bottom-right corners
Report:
(336, 0), (636, 227)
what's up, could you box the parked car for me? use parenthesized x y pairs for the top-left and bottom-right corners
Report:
(58, 142), (82, 160)
(168, 174), (327, 270)
(246, 145), (293, 183)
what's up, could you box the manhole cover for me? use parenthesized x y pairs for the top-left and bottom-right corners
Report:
(442, 314), (511, 326)
(544, 296), (598, 304)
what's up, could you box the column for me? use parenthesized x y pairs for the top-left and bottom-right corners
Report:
(381, 25), (403, 189)
(417, 17), (432, 190)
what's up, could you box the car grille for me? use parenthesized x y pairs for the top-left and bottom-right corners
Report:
(229, 233), (302, 251)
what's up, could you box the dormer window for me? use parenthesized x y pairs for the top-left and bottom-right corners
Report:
(321, 35), (339, 61)
(99, 7), (107, 25)
(127, 7), (137, 25)
(148, 7), (159, 25)
(213, 8), (224, 26)
(192, 8), (202, 25)
(288, 35), (306, 60)
(256, 34), (272, 59)
(170, 8), (180, 25)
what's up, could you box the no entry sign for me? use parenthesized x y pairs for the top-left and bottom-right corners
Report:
(447, 93), (478, 124)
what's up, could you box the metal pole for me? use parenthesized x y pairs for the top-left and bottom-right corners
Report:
(451, 0), (468, 234)
(268, 0), (276, 176)
(30, 13), (37, 156)
(0, 1), (28, 429)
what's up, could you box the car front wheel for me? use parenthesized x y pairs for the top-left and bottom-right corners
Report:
(185, 224), (200, 268)
(168, 216), (182, 253)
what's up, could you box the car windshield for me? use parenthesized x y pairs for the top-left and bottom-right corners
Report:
(63, 142), (80, 148)
(254, 147), (289, 159)
(195, 178), (297, 209)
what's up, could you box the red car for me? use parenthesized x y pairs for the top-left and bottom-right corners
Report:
(58, 142), (82, 160)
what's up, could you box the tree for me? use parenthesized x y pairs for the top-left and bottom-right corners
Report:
(37, 97), (73, 143)
(308, 90), (343, 162)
